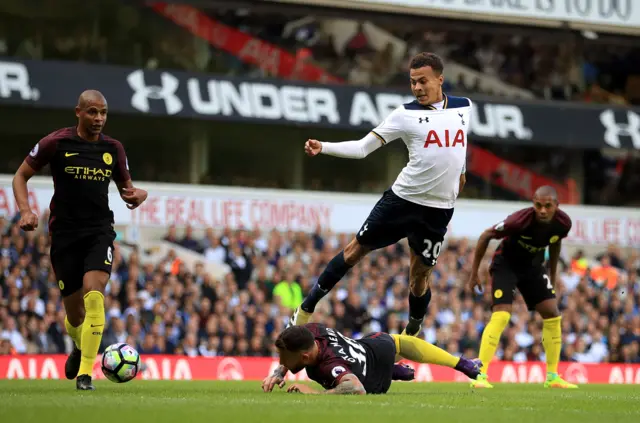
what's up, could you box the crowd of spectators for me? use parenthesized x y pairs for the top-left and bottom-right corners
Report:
(1, 214), (639, 365)
(1, 2), (639, 362)
(211, 9), (640, 105)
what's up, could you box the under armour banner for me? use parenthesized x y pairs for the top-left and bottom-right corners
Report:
(0, 58), (638, 149)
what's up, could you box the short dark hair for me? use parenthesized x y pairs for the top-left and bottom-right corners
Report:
(534, 185), (558, 201)
(275, 326), (315, 352)
(410, 52), (444, 75)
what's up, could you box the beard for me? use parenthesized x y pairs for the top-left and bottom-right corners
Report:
(289, 363), (306, 374)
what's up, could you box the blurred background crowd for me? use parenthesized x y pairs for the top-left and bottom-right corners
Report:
(1, 215), (638, 364)
(1, 0), (639, 366)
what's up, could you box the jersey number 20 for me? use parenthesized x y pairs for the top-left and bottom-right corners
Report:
(422, 239), (442, 260)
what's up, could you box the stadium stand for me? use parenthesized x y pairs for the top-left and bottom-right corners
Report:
(1, 215), (638, 364)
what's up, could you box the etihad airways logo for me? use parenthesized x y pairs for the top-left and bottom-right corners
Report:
(64, 166), (112, 181)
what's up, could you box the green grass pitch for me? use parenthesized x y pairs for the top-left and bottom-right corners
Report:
(1, 380), (639, 423)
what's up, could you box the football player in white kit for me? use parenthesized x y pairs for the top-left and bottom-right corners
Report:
(289, 53), (471, 337)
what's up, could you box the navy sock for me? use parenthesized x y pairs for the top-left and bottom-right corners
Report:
(405, 288), (432, 335)
(301, 251), (352, 313)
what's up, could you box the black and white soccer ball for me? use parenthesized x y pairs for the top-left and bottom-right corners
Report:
(101, 343), (141, 383)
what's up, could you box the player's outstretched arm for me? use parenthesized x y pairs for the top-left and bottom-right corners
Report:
(305, 133), (383, 160)
(288, 374), (366, 395)
(307, 107), (404, 160)
(13, 162), (39, 231)
(467, 228), (496, 292)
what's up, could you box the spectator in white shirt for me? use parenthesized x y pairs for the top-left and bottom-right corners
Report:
(205, 236), (226, 265)
(1, 317), (26, 353)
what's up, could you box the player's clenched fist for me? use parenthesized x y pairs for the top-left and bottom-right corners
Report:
(19, 210), (39, 231)
(467, 272), (483, 293)
(121, 187), (148, 210)
(261, 374), (285, 392)
(304, 139), (322, 157)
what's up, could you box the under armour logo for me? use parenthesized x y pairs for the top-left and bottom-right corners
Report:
(458, 112), (465, 125)
(359, 223), (368, 236)
(418, 117), (429, 123)
(600, 109), (640, 148)
(127, 70), (183, 115)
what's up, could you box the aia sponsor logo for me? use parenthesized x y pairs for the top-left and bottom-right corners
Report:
(609, 366), (640, 384)
(217, 357), (244, 380)
(499, 363), (546, 383)
(423, 129), (465, 148)
(564, 363), (589, 384)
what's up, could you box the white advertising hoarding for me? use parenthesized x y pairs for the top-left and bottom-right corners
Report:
(270, 0), (640, 34)
(0, 176), (638, 247)
(365, 0), (637, 28)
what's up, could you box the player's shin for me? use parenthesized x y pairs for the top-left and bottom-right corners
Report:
(300, 251), (352, 313)
(405, 288), (432, 336)
(64, 316), (83, 349)
(78, 291), (105, 377)
(542, 316), (562, 375)
(478, 311), (511, 374)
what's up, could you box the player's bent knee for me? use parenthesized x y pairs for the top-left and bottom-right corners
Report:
(83, 270), (110, 294)
(537, 300), (561, 320)
(343, 238), (370, 265)
(538, 307), (560, 319)
(539, 309), (560, 320)
(63, 291), (86, 326)
(492, 304), (513, 315)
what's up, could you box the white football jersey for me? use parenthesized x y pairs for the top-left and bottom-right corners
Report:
(371, 94), (471, 209)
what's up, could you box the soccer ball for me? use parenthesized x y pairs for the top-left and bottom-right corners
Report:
(101, 343), (140, 383)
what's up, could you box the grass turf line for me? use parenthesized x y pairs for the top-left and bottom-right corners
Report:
(1, 380), (639, 423)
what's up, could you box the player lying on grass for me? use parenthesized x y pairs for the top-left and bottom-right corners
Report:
(262, 324), (481, 394)
(467, 186), (577, 389)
